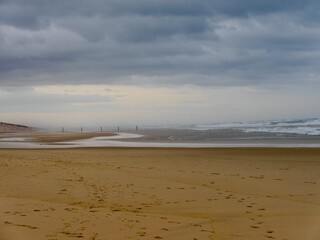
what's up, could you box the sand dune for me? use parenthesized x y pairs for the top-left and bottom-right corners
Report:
(0, 148), (319, 240)
(0, 122), (34, 133)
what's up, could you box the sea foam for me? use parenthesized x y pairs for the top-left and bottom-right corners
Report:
(189, 118), (320, 136)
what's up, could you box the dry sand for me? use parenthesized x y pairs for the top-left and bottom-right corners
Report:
(0, 148), (319, 240)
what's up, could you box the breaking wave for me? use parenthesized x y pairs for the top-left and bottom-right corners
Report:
(189, 118), (320, 136)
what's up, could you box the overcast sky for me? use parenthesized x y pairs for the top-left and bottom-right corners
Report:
(1, 0), (320, 129)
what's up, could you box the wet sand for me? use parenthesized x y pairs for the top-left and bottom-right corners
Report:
(0, 132), (116, 143)
(0, 148), (319, 240)
(2, 130), (320, 148)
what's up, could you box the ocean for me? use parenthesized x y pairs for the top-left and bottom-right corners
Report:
(188, 118), (320, 136)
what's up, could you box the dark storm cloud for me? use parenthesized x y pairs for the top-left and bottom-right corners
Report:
(0, 0), (319, 86)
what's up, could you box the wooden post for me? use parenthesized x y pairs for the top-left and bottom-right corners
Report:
(81, 127), (83, 133)
(62, 127), (64, 133)
(117, 126), (120, 132)
(136, 125), (138, 131)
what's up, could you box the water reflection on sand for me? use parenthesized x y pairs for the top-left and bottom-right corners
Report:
(0, 133), (141, 148)
(1, 132), (320, 148)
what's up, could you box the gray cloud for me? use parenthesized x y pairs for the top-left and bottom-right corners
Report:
(0, 0), (319, 87)
(0, 89), (111, 113)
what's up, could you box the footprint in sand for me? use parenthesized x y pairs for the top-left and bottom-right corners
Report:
(201, 229), (215, 233)
(250, 225), (259, 229)
(265, 235), (275, 239)
(274, 178), (283, 181)
(4, 221), (38, 230)
(304, 181), (317, 184)
(137, 231), (146, 236)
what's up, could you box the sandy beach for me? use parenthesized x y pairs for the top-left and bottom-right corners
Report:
(0, 148), (319, 240)
(2, 0), (320, 239)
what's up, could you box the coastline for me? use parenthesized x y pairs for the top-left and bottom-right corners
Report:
(1, 129), (320, 148)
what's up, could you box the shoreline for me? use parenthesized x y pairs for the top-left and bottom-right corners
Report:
(1, 130), (320, 148)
